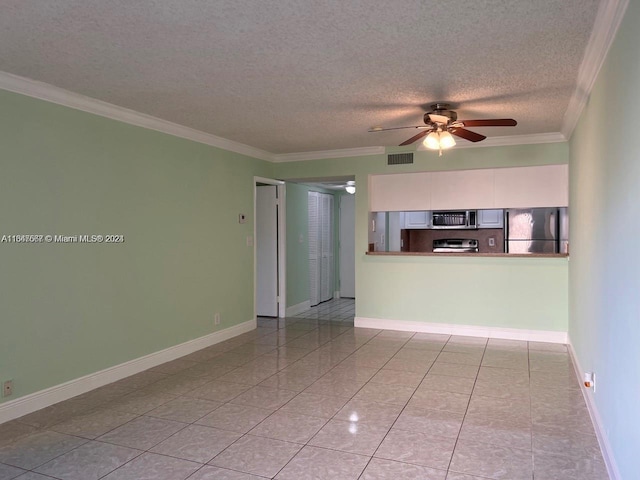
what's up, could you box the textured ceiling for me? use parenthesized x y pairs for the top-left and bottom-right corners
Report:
(0, 1), (600, 154)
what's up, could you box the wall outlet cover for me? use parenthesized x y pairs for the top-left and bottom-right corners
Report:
(2, 380), (13, 397)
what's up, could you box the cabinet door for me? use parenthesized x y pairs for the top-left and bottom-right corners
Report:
(403, 211), (431, 229)
(478, 209), (504, 228)
(430, 169), (494, 210)
(370, 172), (431, 211)
(494, 164), (568, 208)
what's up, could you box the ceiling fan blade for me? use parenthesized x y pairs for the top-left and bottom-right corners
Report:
(460, 119), (517, 127)
(368, 125), (428, 132)
(399, 130), (431, 146)
(450, 127), (486, 142)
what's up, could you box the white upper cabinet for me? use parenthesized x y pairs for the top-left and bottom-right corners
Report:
(369, 164), (568, 213)
(494, 164), (568, 208)
(430, 169), (495, 210)
(369, 172), (431, 211)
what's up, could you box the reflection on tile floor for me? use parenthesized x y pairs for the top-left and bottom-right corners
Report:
(292, 298), (355, 322)
(0, 309), (608, 479)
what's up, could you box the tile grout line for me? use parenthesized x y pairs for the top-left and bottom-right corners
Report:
(355, 331), (443, 479)
(266, 323), (397, 478)
(191, 314), (365, 478)
(443, 337), (488, 476)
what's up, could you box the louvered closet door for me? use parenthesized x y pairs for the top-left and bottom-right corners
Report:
(320, 194), (334, 302)
(308, 192), (320, 307)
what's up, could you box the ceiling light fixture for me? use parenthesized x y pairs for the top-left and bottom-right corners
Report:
(345, 181), (356, 194)
(423, 129), (456, 156)
(439, 131), (456, 149)
(424, 132), (441, 150)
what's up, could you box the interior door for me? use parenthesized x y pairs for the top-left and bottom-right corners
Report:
(320, 194), (334, 302)
(339, 194), (355, 298)
(256, 185), (278, 316)
(308, 192), (320, 306)
(309, 191), (335, 306)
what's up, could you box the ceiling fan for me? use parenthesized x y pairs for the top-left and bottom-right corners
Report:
(369, 103), (517, 155)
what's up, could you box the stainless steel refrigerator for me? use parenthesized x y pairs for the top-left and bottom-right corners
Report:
(504, 208), (568, 254)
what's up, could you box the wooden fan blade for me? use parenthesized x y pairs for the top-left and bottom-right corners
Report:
(399, 130), (430, 146)
(450, 127), (486, 142)
(368, 125), (428, 132)
(460, 119), (517, 127)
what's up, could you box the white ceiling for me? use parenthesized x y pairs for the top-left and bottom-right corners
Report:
(0, 0), (603, 155)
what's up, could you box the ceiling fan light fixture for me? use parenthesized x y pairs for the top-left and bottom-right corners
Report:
(439, 131), (456, 149)
(423, 131), (441, 150)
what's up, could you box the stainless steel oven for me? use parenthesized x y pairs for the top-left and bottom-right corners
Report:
(433, 239), (479, 253)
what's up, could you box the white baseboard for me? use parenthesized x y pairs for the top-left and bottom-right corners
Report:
(285, 300), (311, 317)
(334, 291), (340, 299)
(354, 317), (568, 343)
(0, 319), (256, 425)
(567, 338), (620, 480)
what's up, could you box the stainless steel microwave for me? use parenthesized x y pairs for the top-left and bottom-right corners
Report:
(431, 210), (478, 229)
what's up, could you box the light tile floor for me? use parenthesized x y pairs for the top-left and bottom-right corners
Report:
(0, 314), (607, 479)
(292, 298), (355, 322)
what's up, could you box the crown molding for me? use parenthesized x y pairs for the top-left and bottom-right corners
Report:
(272, 146), (385, 163)
(0, 72), (387, 164)
(561, 0), (629, 139)
(0, 71), (274, 162)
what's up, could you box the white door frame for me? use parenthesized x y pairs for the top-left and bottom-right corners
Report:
(254, 176), (286, 318)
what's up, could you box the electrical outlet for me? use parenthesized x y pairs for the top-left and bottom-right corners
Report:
(214, 313), (221, 326)
(584, 372), (596, 392)
(2, 380), (13, 398)
(488, 237), (496, 247)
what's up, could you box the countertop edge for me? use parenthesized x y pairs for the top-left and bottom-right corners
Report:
(365, 252), (569, 258)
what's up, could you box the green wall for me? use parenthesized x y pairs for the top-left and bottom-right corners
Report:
(359, 255), (567, 330)
(568, 1), (640, 477)
(276, 143), (570, 332)
(0, 90), (272, 403)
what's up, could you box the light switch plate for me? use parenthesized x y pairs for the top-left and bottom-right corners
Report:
(238, 213), (247, 224)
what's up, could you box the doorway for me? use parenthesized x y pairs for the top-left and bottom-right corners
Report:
(254, 177), (286, 318)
